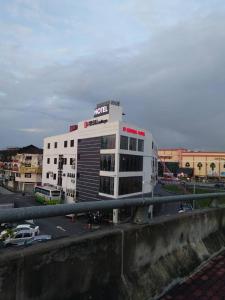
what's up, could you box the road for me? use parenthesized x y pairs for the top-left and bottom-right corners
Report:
(0, 188), (98, 239)
(0, 184), (186, 240)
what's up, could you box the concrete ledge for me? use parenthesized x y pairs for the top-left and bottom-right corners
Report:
(1, 208), (225, 300)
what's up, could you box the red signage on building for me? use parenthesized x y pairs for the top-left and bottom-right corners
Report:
(69, 124), (78, 132)
(122, 127), (145, 136)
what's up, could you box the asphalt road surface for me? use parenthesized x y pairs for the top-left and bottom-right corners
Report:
(0, 184), (183, 241)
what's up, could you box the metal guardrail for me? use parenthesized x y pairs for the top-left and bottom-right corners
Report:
(0, 192), (225, 223)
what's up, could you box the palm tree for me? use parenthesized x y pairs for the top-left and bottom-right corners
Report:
(210, 162), (216, 172)
(197, 162), (203, 171)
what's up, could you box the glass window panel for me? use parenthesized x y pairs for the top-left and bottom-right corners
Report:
(120, 135), (128, 150)
(129, 138), (137, 151)
(138, 139), (144, 152)
(99, 176), (114, 195)
(119, 154), (143, 172)
(101, 135), (116, 149)
(100, 154), (115, 171)
(119, 176), (142, 195)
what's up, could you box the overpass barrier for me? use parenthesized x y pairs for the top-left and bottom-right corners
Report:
(0, 192), (225, 223)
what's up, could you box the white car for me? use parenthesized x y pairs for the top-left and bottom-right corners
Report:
(14, 224), (40, 235)
(3, 230), (37, 246)
(0, 224), (39, 240)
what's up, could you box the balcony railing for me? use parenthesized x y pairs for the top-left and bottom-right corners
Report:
(19, 166), (42, 174)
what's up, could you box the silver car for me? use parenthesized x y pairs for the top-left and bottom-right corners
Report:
(3, 230), (35, 246)
(24, 235), (52, 246)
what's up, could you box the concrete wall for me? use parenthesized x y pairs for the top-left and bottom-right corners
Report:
(1, 208), (225, 300)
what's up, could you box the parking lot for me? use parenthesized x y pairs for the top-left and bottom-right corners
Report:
(0, 188), (113, 249)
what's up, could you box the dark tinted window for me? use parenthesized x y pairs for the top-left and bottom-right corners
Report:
(23, 232), (31, 238)
(54, 142), (57, 148)
(47, 158), (50, 164)
(64, 141), (68, 148)
(47, 143), (50, 149)
(119, 154), (143, 172)
(119, 176), (142, 195)
(138, 139), (144, 152)
(99, 176), (114, 195)
(129, 138), (137, 151)
(63, 158), (67, 165)
(53, 174), (56, 180)
(100, 154), (115, 171)
(120, 135), (128, 150)
(101, 135), (116, 149)
(70, 158), (74, 165)
(46, 173), (49, 179)
(15, 233), (23, 239)
(54, 158), (57, 164)
(70, 140), (74, 147)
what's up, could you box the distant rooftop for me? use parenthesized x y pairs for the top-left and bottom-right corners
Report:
(18, 145), (43, 154)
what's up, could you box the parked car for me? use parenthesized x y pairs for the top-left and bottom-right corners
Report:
(3, 230), (37, 246)
(0, 224), (39, 241)
(178, 204), (193, 213)
(24, 235), (52, 246)
(214, 183), (225, 188)
(14, 224), (40, 235)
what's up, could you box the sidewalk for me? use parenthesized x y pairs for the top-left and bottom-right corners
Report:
(160, 251), (225, 300)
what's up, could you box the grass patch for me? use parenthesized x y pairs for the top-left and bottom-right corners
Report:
(163, 184), (184, 194)
(163, 185), (225, 209)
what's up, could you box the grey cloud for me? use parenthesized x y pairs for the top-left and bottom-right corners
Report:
(1, 12), (225, 150)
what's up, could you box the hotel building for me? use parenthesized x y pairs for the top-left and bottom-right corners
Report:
(42, 101), (158, 204)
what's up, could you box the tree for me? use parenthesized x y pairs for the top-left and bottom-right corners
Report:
(197, 162), (203, 171)
(210, 162), (216, 171)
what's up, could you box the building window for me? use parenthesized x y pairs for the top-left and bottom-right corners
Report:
(54, 142), (57, 148)
(47, 158), (50, 164)
(70, 158), (74, 165)
(46, 173), (49, 179)
(129, 138), (137, 151)
(99, 176), (114, 195)
(224, 164), (225, 168)
(138, 139), (144, 152)
(53, 174), (56, 180)
(25, 173), (31, 178)
(64, 141), (68, 148)
(100, 154), (115, 171)
(25, 163), (31, 167)
(16, 173), (20, 177)
(70, 140), (74, 147)
(119, 154), (143, 172)
(63, 158), (67, 165)
(54, 158), (57, 164)
(120, 135), (128, 150)
(119, 176), (142, 195)
(25, 156), (32, 160)
(152, 141), (154, 149)
(101, 135), (116, 149)
(47, 143), (50, 149)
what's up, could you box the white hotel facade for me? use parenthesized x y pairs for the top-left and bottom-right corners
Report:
(42, 101), (158, 204)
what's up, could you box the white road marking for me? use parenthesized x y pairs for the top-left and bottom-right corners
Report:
(56, 226), (66, 232)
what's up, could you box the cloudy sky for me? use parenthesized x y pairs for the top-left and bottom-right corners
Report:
(0, 0), (225, 150)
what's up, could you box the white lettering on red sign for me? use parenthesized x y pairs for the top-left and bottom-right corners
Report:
(123, 127), (145, 136)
